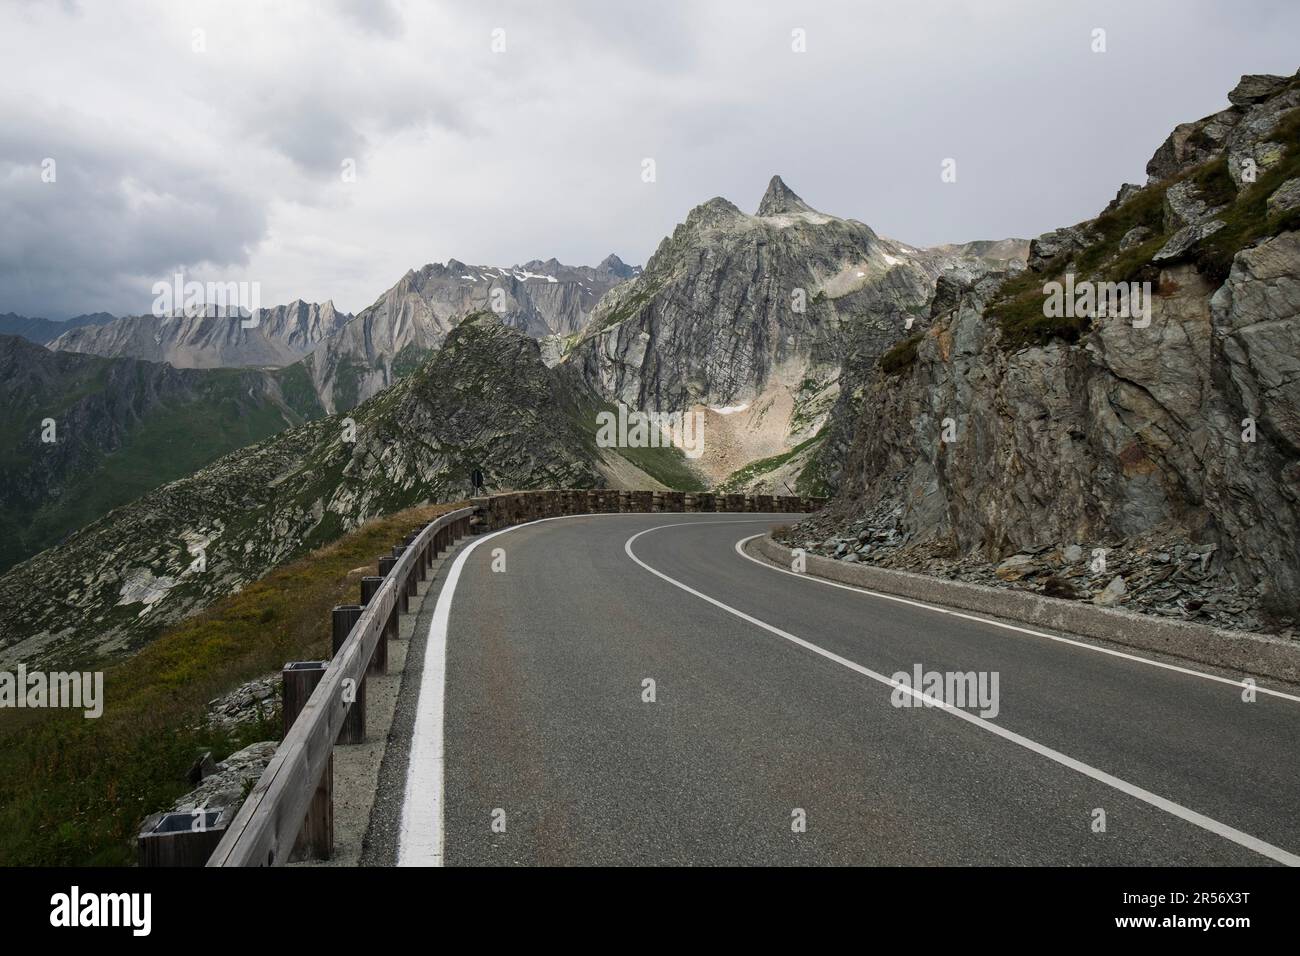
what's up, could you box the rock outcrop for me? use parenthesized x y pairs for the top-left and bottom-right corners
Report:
(795, 70), (1300, 632)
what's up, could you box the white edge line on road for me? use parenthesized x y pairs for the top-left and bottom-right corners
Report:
(733, 534), (1300, 705)
(397, 512), (773, 866)
(624, 524), (1300, 867)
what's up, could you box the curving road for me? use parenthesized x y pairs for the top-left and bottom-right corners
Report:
(380, 513), (1300, 867)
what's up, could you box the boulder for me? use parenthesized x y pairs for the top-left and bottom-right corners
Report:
(1151, 219), (1226, 263)
(1163, 180), (1224, 232)
(1027, 227), (1091, 274)
(1266, 177), (1300, 217)
(1094, 575), (1127, 606)
(1119, 226), (1154, 251)
(1227, 74), (1290, 106)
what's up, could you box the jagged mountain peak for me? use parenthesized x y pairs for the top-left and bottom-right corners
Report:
(756, 175), (815, 217)
(597, 253), (638, 279)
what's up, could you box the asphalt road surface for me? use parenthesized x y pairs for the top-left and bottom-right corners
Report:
(387, 513), (1300, 866)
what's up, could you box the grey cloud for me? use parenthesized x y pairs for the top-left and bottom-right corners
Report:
(3, 0), (1300, 320)
(327, 0), (404, 38)
(0, 115), (265, 318)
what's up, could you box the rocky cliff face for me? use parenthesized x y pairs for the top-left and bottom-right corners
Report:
(48, 300), (351, 369)
(300, 256), (637, 413)
(790, 71), (1300, 632)
(0, 316), (628, 668)
(570, 175), (1023, 488)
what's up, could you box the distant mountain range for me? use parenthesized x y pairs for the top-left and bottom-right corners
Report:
(32, 256), (640, 415)
(0, 214), (1024, 666)
(296, 254), (639, 412)
(47, 300), (352, 369)
(0, 311), (116, 344)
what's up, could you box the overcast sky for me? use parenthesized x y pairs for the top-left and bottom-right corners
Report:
(2, 0), (1298, 319)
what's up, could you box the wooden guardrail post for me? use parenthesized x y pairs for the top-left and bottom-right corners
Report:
(282, 660), (332, 861)
(138, 808), (228, 867)
(359, 576), (388, 674)
(332, 605), (366, 745)
(403, 531), (425, 579)
(378, 555), (405, 613)
(392, 545), (418, 600)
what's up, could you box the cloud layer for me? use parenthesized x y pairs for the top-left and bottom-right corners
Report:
(2, 0), (1298, 318)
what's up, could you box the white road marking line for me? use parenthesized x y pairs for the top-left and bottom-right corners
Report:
(625, 524), (1300, 867)
(398, 525), (502, 866)
(734, 534), (1300, 704)
(398, 512), (773, 866)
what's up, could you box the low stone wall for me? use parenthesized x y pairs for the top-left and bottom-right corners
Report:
(469, 489), (826, 533)
(752, 535), (1300, 685)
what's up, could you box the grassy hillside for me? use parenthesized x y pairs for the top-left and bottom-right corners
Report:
(0, 502), (458, 866)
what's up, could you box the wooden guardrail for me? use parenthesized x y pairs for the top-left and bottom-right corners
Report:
(204, 507), (473, 867)
(195, 489), (824, 867)
(467, 489), (825, 532)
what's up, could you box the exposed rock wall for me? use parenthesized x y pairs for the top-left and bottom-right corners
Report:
(808, 71), (1300, 628)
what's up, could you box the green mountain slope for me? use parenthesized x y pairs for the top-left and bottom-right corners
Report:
(0, 335), (324, 572)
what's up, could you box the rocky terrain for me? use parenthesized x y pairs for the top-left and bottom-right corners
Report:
(158, 741), (278, 822)
(568, 175), (1025, 489)
(0, 334), (325, 573)
(782, 71), (1300, 635)
(0, 315), (684, 668)
(784, 507), (1274, 634)
(48, 300), (352, 369)
(203, 674), (280, 731)
(299, 255), (637, 413)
